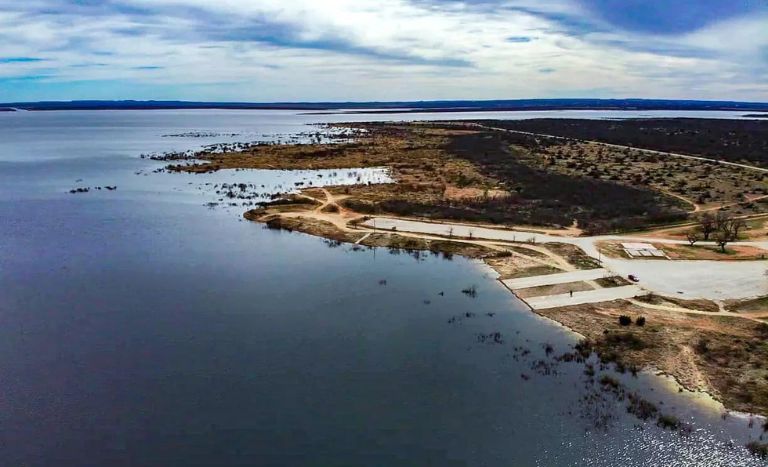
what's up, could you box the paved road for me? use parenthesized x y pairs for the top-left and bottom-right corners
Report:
(502, 268), (611, 290)
(525, 285), (646, 310)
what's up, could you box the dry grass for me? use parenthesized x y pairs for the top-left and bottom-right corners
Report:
(729, 296), (768, 314)
(488, 260), (561, 280)
(256, 215), (363, 243)
(595, 240), (768, 261)
(516, 280), (594, 299)
(527, 140), (768, 215)
(594, 241), (667, 260)
(360, 233), (499, 258)
(172, 125), (496, 204)
(506, 245), (549, 259)
(539, 300), (768, 415)
(638, 215), (768, 242)
(663, 243), (768, 261)
(181, 122), (698, 231)
(443, 186), (509, 201)
(595, 276), (632, 288)
(635, 293), (721, 313)
(543, 243), (601, 269)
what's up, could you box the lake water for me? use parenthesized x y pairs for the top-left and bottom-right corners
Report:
(1, 109), (766, 466)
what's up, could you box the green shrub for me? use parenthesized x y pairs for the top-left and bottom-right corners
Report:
(619, 315), (632, 326)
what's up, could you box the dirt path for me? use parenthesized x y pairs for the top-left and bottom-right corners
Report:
(627, 299), (751, 318)
(659, 189), (700, 213)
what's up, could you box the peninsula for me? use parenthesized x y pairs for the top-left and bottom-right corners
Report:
(169, 118), (768, 420)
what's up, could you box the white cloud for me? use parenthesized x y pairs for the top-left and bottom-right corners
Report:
(0, 0), (765, 101)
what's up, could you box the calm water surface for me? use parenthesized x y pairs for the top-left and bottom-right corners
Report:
(0, 110), (766, 466)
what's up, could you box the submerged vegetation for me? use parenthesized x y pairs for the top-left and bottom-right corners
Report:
(540, 300), (768, 417)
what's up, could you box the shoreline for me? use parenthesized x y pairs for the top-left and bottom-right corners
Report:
(245, 208), (768, 421)
(165, 118), (768, 421)
(250, 208), (766, 421)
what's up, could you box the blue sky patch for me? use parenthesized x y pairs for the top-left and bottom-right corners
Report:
(0, 57), (45, 63)
(576, 0), (765, 34)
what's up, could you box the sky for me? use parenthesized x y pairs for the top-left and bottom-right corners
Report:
(0, 0), (767, 103)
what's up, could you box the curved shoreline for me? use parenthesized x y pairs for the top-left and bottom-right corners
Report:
(245, 206), (768, 421)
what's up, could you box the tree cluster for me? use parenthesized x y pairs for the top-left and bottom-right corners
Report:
(686, 211), (746, 252)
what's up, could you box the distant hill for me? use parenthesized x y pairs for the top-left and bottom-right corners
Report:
(1, 98), (768, 112)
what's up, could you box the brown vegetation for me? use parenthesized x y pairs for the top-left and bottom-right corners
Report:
(634, 293), (721, 313)
(250, 211), (501, 259)
(543, 243), (601, 269)
(179, 122), (705, 232)
(516, 281), (594, 299)
(467, 120), (768, 217)
(539, 300), (768, 415)
(485, 118), (768, 167)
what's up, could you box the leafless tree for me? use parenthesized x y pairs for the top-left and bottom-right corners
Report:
(732, 217), (747, 240)
(714, 229), (731, 253)
(698, 212), (716, 240)
(712, 213), (747, 252)
(686, 229), (700, 246)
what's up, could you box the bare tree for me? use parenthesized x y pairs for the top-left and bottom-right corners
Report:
(712, 213), (747, 252)
(732, 217), (747, 240)
(714, 229), (731, 253)
(686, 229), (700, 246)
(698, 212), (716, 241)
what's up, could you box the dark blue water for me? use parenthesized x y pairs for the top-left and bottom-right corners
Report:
(0, 110), (765, 466)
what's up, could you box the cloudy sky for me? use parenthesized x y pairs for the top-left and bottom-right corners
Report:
(1, 0), (767, 102)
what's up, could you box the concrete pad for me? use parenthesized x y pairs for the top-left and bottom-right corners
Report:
(524, 285), (646, 310)
(601, 258), (768, 301)
(502, 268), (611, 290)
(622, 243), (655, 250)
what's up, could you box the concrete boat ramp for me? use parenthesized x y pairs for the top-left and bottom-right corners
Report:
(524, 286), (646, 310)
(501, 268), (647, 310)
(502, 268), (612, 290)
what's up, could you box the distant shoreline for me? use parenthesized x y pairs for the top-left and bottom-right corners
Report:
(307, 107), (768, 116)
(3, 98), (768, 113)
